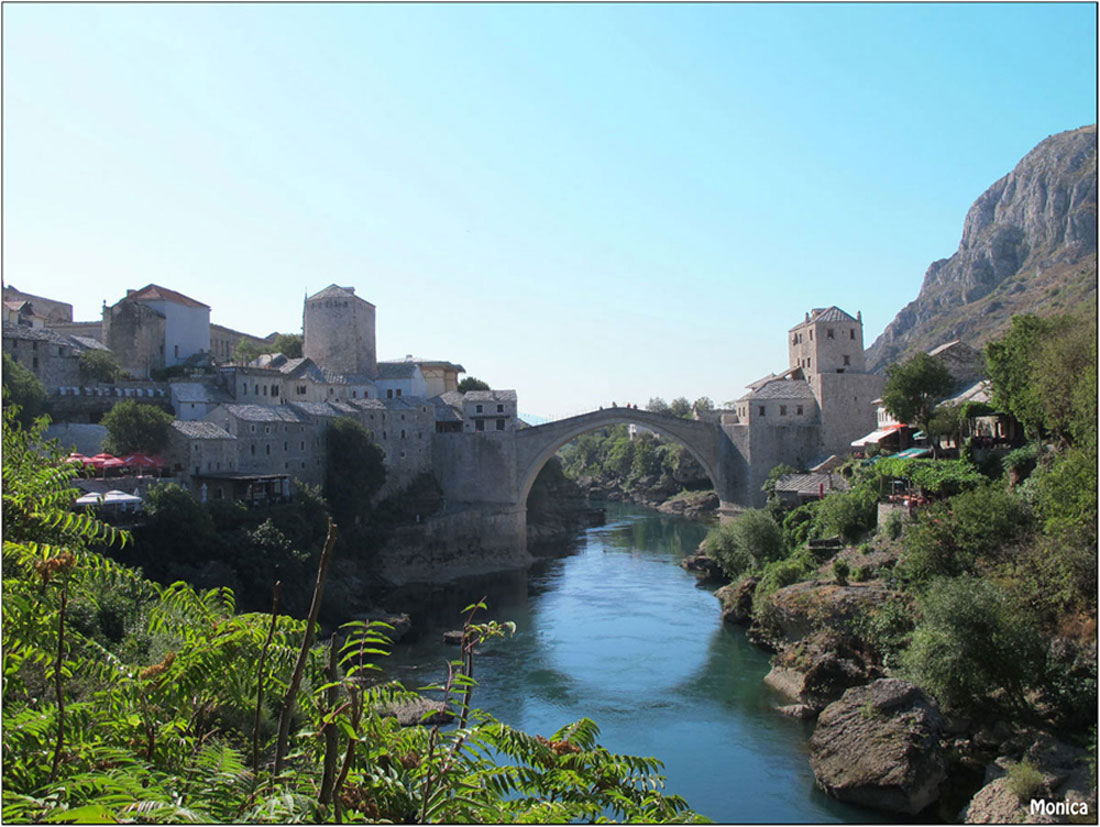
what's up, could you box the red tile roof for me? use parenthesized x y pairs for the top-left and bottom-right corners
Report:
(125, 284), (209, 309)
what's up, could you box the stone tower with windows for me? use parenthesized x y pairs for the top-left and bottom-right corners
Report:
(788, 307), (882, 457)
(302, 285), (377, 377)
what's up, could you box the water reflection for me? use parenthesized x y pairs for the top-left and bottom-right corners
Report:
(378, 504), (893, 824)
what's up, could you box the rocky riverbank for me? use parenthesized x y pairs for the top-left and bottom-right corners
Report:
(692, 539), (1098, 822)
(572, 474), (720, 521)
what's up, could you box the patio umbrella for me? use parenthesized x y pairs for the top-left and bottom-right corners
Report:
(102, 490), (143, 505)
(74, 492), (104, 506)
(65, 452), (89, 464)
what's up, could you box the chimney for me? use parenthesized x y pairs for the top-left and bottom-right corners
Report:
(126, 289), (135, 297)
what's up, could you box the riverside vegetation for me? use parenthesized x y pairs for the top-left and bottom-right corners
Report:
(1, 404), (704, 823)
(702, 311), (1096, 817)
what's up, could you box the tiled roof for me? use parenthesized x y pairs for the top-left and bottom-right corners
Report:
(377, 362), (419, 380)
(288, 401), (347, 418)
(464, 389), (517, 403)
(170, 382), (232, 404)
(775, 473), (850, 496)
(739, 379), (817, 401)
(789, 306), (858, 330)
(222, 404), (306, 423)
(307, 284), (374, 306)
(124, 284), (209, 309)
(69, 335), (110, 352)
(2, 323), (76, 346)
(320, 368), (376, 385)
(384, 357), (467, 373)
(172, 420), (235, 440)
(946, 380), (991, 406)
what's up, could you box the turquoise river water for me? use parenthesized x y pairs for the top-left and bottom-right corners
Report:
(381, 503), (893, 823)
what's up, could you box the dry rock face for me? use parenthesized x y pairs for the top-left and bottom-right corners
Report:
(758, 580), (891, 645)
(765, 630), (879, 713)
(714, 576), (759, 624)
(809, 678), (947, 815)
(866, 124), (1098, 372)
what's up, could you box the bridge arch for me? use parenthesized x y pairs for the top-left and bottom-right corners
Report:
(514, 409), (726, 508)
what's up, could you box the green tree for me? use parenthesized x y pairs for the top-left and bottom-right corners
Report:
(323, 417), (386, 527)
(882, 352), (957, 451)
(705, 509), (783, 580)
(2, 352), (47, 426)
(78, 349), (120, 383)
(101, 399), (173, 455)
(270, 333), (303, 358)
(646, 397), (670, 414)
(458, 376), (490, 392)
(902, 576), (1043, 712)
(668, 397), (692, 418)
(232, 338), (264, 364)
(692, 397), (714, 416)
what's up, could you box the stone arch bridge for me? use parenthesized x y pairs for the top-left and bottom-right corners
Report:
(429, 408), (759, 562)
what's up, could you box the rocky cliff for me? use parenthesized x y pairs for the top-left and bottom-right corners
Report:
(866, 125), (1097, 373)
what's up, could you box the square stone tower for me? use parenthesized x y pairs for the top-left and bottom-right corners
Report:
(788, 306), (867, 374)
(303, 285), (377, 377)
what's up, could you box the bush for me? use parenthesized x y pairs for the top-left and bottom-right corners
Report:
(705, 509), (782, 580)
(815, 485), (877, 544)
(832, 559), (850, 585)
(2, 352), (47, 426)
(901, 576), (1043, 712)
(883, 510), (904, 540)
(1005, 760), (1044, 802)
(751, 548), (817, 620)
(781, 501), (819, 552)
(78, 349), (120, 383)
(898, 483), (1032, 584)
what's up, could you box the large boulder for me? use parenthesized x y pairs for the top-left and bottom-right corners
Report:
(809, 678), (947, 815)
(681, 548), (724, 581)
(764, 630), (879, 712)
(762, 580), (892, 645)
(714, 576), (759, 625)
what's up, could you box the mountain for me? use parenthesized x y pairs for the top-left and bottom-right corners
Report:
(865, 125), (1097, 373)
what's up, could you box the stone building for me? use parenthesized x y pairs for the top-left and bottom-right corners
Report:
(2, 286), (73, 324)
(170, 382), (233, 421)
(103, 284), (211, 378)
(376, 360), (427, 399)
(210, 323), (271, 365)
(303, 285), (377, 378)
(723, 306), (884, 505)
(2, 323), (84, 391)
(166, 420), (239, 500)
(462, 390), (518, 433)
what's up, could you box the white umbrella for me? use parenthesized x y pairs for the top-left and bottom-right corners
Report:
(102, 490), (143, 505)
(74, 492), (104, 506)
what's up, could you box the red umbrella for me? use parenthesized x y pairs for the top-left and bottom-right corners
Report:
(65, 453), (88, 464)
(123, 453), (164, 469)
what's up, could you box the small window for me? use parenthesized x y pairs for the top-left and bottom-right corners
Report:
(843, 354), (851, 366)
(476, 404), (483, 413)
(300, 441), (305, 450)
(496, 418), (505, 431)
(265, 445), (271, 455)
(250, 424), (256, 433)
(263, 385), (268, 396)
(250, 444), (256, 455)
(383, 431), (387, 439)
(779, 405), (787, 416)
(387, 389), (393, 399)
(265, 425), (270, 434)
(32, 357), (38, 370)
(396, 389), (402, 397)
(353, 391), (357, 398)
(807, 358), (811, 368)
(476, 419), (485, 431)
(31, 341), (38, 351)
(284, 441), (288, 451)
(272, 386), (279, 396)
(254, 384), (259, 394)
(175, 345), (179, 358)
(850, 329), (856, 340)
(401, 429), (406, 439)
(497, 404), (504, 413)
(194, 466), (200, 476)
(796, 406), (803, 416)
(758, 406), (765, 416)
(243, 384), (248, 395)
(827, 328), (834, 339)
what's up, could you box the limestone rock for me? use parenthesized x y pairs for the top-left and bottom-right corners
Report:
(867, 125), (1097, 373)
(760, 580), (891, 644)
(680, 548), (723, 580)
(714, 576), (759, 625)
(809, 678), (947, 814)
(765, 631), (877, 712)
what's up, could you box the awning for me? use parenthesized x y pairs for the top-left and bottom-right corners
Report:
(891, 447), (932, 459)
(850, 424), (905, 447)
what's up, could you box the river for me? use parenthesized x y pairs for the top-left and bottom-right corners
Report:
(380, 503), (890, 823)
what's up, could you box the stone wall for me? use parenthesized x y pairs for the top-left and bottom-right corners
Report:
(104, 302), (166, 379)
(373, 504), (529, 586)
(816, 372), (885, 458)
(3, 333), (80, 391)
(432, 431), (520, 507)
(303, 290), (377, 377)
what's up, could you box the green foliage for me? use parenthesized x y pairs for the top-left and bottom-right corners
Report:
(2, 352), (47, 426)
(898, 483), (1032, 583)
(781, 501), (819, 552)
(232, 338), (264, 364)
(832, 559), (849, 585)
(78, 349), (120, 383)
(323, 418), (385, 528)
(457, 376), (490, 392)
(882, 352), (957, 437)
(850, 596), (915, 670)
(668, 397), (692, 418)
(986, 312), (1096, 446)
(270, 333), (303, 358)
(750, 547), (817, 620)
(814, 484), (878, 544)
(1002, 442), (1040, 479)
(901, 576), (1043, 712)
(646, 397), (670, 414)
(692, 397), (714, 415)
(1005, 760), (1044, 802)
(706, 509), (783, 580)
(874, 456), (986, 497)
(883, 510), (904, 541)
(1034, 443), (1097, 538)
(100, 400), (173, 456)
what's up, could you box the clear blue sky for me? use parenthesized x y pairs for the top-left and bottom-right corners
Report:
(4, 3), (1096, 417)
